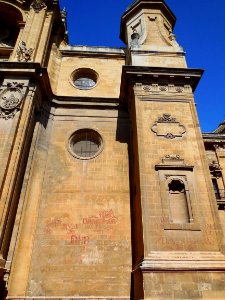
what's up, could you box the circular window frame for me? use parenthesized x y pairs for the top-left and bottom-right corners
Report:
(68, 128), (104, 160)
(70, 68), (99, 90)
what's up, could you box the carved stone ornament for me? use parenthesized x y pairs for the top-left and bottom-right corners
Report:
(16, 41), (34, 62)
(209, 160), (222, 178)
(158, 113), (176, 123)
(165, 175), (187, 182)
(151, 113), (186, 139)
(0, 82), (24, 119)
(164, 154), (181, 160)
(31, 0), (46, 12)
(139, 84), (192, 95)
(162, 154), (185, 165)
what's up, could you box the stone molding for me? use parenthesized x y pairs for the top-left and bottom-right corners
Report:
(139, 252), (225, 271)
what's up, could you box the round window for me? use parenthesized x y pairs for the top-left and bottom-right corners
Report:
(68, 129), (103, 160)
(71, 68), (98, 90)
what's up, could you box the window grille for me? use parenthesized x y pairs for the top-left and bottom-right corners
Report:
(69, 129), (102, 160)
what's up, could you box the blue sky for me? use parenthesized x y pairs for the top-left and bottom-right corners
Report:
(59, 0), (225, 132)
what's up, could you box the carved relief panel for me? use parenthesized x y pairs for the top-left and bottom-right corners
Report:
(151, 113), (186, 139)
(0, 82), (26, 119)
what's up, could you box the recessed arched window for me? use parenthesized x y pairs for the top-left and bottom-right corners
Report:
(168, 179), (190, 224)
(0, 3), (23, 60)
(68, 129), (103, 160)
(71, 68), (98, 90)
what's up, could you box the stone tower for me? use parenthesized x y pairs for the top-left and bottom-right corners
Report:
(0, 0), (225, 299)
(120, 0), (225, 298)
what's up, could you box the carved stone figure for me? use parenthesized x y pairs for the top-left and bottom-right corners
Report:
(16, 41), (34, 62)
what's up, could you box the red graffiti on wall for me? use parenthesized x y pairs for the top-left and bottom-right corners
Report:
(44, 209), (117, 246)
(83, 209), (117, 225)
(70, 234), (89, 245)
(45, 218), (78, 234)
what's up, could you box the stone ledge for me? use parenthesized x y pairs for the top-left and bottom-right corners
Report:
(134, 252), (225, 271)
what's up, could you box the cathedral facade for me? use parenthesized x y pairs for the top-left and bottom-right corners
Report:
(0, 0), (225, 299)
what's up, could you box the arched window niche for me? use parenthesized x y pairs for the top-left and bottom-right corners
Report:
(167, 177), (191, 224)
(155, 156), (198, 230)
(0, 3), (23, 60)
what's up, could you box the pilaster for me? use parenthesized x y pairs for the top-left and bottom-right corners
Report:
(10, 0), (59, 65)
(0, 62), (47, 295)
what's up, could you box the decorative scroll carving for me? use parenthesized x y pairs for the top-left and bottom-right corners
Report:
(164, 154), (181, 160)
(159, 85), (168, 92)
(165, 175), (187, 181)
(143, 85), (151, 92)
(16, 41), (34, 62)
(161, 154), (185, 166)
(0, 82), (24, 119)
(151, 113), (186, 139)
(209, 160), (222, 178)
(165, 133), (175, 139)
(158, 113), (176, 123)
(31, 0), (46, 12)
(140, 84), (191, 94)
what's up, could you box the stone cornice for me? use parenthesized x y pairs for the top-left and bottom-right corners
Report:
(203, 133), (225, 141)
(120, 66), (204, 101)
(59, 46), (125, 59)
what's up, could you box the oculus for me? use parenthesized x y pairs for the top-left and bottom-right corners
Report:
(68, 129), (103, 160)
(71, 68), (98, 90)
